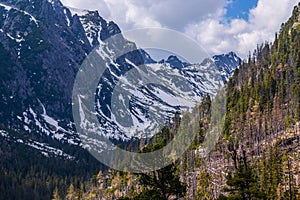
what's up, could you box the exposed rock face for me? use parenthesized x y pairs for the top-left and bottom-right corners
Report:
(0, 0), (123, 146)
(0, 0), (240, 156)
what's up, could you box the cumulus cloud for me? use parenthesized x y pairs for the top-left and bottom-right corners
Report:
(60, 0), (111, 18)
(61, 0), (227, 30)
(61, 0), (299, 58)
(122, 0), (227, 30)
(185, 0), (299, 58)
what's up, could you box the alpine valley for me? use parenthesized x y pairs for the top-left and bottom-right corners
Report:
(0, 0), (243, 199)
(60, 2), (300, 200)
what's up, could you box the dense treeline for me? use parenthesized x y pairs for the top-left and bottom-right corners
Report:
(218, 3), (300, 200)
(0, 130), (102, 200)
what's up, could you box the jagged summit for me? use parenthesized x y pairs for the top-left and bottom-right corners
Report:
(212, 51), (241, 80)
(75, 9), (121, 45)
(0, 0), (240, 156)
(165, 55), (190, 69)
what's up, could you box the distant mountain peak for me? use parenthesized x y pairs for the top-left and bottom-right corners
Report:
(73, 8), (121, 46)
(212, 52), (241, 80)
(167, 55), (181, 62)
(0, 0), (241, 157)
(165, 55), (190, 69)
(47, 0), (63, 5)
(213, 51), (240, 60)
(227, 51), (238, 58)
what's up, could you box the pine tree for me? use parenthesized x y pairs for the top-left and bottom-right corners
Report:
(219, 151), (266, 200)
(138, 163), (186, 199)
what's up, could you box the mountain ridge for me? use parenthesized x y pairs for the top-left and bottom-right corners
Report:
(0, 0), (241, 150)
(68, 3), (300, 199)
(0, 0), (242, 198)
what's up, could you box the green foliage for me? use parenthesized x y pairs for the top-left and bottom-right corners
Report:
(196, 170), (214, 200)
(138, 140), (186, 199)
(220, 152), (266, 200)
(224, 2), (300, 137)
(118, 130), (187, 199)
(285, 115), (295, 128)
(259, 146), (283, 199)
(130, 189), (166, 200)
(118, 197), (133, 200)
(222, 5), (300, 198)
(118, 189), (166, 200)
(138, 163), (186, 199)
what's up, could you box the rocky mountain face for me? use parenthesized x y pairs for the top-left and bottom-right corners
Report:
(0, 0), (127, 198)
(0, 0), (242, 198)
(0, 0), (127, 153)
(93, 51), (240, 146)
(0, 0), (87, 146)
(0, 0), (241, 155)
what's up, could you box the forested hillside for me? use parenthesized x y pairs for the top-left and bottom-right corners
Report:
(63, 3), (300, 200)
(192, 3), (300, 199)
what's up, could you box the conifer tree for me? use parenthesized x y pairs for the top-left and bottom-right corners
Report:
(219, 151), (266, 200)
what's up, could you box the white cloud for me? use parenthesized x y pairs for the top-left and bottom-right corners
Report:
(128, 0), (227, 30)
(60, 0), (111, 17)
(61, 0), (299, 58)
(185, 0), (299, 58)
(61, 0), (227, 30)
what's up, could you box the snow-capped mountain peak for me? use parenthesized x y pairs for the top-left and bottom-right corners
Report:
(0, 0), (241, 157)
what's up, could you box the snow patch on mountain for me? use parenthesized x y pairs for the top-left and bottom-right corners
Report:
(17, 106), (80, 145)
(0, 2), (12, 11)
(0, 130), (8, 138)
(0, 2), (38, 25)
(0, 0), (241, 155)
(68, 6), (89, 17)
(92, 49), (237, 142)
(0, 129), (74, 159)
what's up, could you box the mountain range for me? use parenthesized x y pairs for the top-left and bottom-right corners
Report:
(0, 0), (241, 156)
(68, 3), (300, 200)
(0, 0), (241, 199)
(1, 0), (299, 199)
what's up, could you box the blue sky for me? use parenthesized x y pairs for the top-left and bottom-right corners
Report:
(62, 0), (298, 58)
(225, 0), (258, 21)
